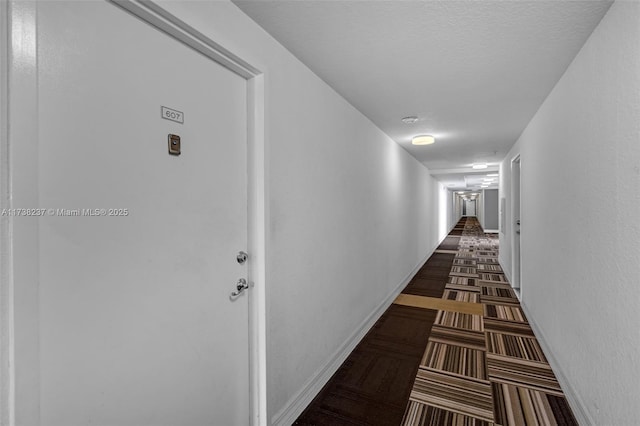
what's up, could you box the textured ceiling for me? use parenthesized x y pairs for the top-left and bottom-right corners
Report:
(233, 0), (612, 185)
(433, 170), (500, 192)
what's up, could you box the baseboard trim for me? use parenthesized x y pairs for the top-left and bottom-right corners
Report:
(520, 302), (594, 426)
(271, 248), (435, 426)
(499, 256), (512, 285)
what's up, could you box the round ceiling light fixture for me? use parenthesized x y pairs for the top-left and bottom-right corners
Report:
(412, 135), (435, 145)
(401, 116), (419, 124)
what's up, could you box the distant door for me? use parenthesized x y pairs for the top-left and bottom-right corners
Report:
(512, 156), (522, 292)
(464, 199), (476, 217)
(36, 2), (249, 424)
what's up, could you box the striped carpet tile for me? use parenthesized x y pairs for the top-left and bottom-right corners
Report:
(453, 259), (477, 266)
(455, 252), (475, 258)
(478, 280), (512, 288)
(486, 332), (548, 362)
(483, 318), (535, 337)
(402, 218), (577, 425)
(479, 273), (508, 282)
(481, 296), (521, 307)
(481, 286), (517, 299)
(487, 353), (563, 396)
(409, 368), (494, 422)
(403, 401), (492, 426)
(484, 304), (528, 322)
(492, 382), (576, 425)
(450, 268), (479, 278)
(447, 276), (478, 286)
(480, 286), (520, 306)
(421, 342), (487, 380)
(480, 286), (520, 307)
(477, 264), (503, 272)
(428, 325), (487, 351)
(454, 255), (476, 260)
(477, 258), (501, 265)
(435, 310), (484, 332)
(445, 284), (481, 294)
(443, 289), (480, 303)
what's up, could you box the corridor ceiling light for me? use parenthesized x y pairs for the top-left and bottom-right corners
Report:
(472, 163), (488, 169)
(412, 135), (435, 145)
(401, 116), (419, 124)
(481, 185), (489, 188)
(487, 173), (499, 177)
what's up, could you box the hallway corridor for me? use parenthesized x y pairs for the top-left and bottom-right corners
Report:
(296, 218), (577, 425)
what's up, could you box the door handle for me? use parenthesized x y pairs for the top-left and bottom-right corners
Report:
(230, 278), (249, 297)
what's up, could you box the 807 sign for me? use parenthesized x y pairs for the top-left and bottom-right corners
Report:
(161, 106), (184, 124)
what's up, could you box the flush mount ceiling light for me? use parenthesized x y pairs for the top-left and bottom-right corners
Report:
(487, 173), (499, 177)
(401, 116), (419, 124)
(412, 135), (435, 145)
(472, 163), (488, 169)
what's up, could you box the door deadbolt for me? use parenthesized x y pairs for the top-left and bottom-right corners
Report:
(236, 251), (248, 264)
(168, 134), (181, 156)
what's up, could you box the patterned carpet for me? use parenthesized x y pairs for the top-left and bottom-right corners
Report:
(295, 217), (577, 425)
(401, 218), (577, 426)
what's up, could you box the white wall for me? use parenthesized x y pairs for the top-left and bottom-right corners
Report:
(499, 2), (640, 424)
(442, 187), (459, 235)
(451, 193), (463, 227)
(11, 1), (440, 424)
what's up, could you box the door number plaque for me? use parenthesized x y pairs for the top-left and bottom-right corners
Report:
(161, 106), (184, 124)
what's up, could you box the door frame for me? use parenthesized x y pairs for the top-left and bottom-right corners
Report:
(511, 154), (522, 294)
(0, 1), (267, 424)
(0, 2), (11, 425)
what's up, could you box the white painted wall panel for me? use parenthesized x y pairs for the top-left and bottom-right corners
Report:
(483, 189), (499, 230)
(499, 2), (640, 424)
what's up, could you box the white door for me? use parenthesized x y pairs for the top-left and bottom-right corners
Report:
(465, 199), (476, 217)
(36, 2), (249, 425)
